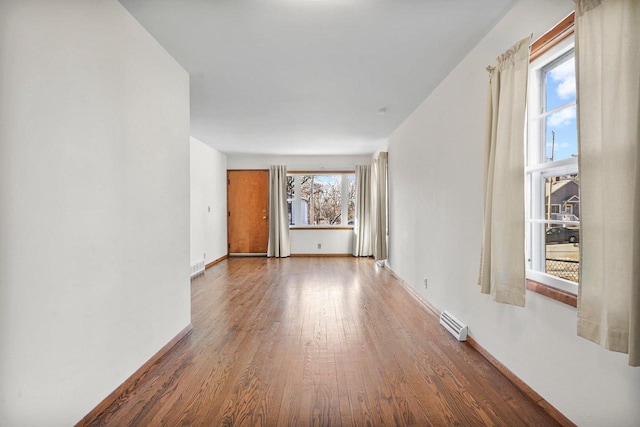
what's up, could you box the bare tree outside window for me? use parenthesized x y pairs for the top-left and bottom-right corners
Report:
(301, 175), (342, 225)
(347, 175), (356, 225)
(288, 173), (355, 226)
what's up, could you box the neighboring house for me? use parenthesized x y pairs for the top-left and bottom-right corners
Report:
(288, 198), (309, 226)
(546, 178), (580, 221)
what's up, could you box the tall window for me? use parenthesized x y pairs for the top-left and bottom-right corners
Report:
(526, 29), (579, 294)
(287, 173), (355, 227)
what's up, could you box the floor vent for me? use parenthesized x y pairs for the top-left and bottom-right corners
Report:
(439, 311), (468, 341)
(190, 259), (205, 279)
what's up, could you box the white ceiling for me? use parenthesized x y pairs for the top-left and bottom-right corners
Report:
(119, 0), (517, 156)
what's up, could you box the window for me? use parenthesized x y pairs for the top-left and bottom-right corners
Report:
(526, 19), (579, 295)
(287, 173), (355, 227)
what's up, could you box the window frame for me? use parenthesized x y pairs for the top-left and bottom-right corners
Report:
(526, 14), (579, 299)
(287, 171), (356, 229)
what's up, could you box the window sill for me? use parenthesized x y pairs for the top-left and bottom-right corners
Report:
(526, 279), (577, 307)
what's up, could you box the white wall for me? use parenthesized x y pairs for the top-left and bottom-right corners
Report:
(0, 1), (191, 425)
(229, 154), (372, 254)
(190, 137), (228, 265)
(227, 154), (372, 171)
(386, 1), (640, 426)
(290, 229), (354, 254)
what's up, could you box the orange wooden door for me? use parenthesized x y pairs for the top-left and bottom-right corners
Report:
(227, 170), (269, 254)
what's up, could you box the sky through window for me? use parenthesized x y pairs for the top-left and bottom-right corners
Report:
(544, 54), (577, 162)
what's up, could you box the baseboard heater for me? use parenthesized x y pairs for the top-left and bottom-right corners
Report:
(190, 259), (205, 279)
(439, 311), (468, 341)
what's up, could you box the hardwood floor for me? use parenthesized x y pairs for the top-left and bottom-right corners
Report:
(86, 257), (563, 426)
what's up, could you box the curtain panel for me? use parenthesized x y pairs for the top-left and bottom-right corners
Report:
(353, 165), (373, 256)
(372, 152), (388, 261)
(267, 165), (291, 258)
(575, 0), (640, 366)
(478, 37), (530, 306)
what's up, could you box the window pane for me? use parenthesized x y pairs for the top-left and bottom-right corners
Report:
(316, 175), (342, 225)
(287, 176), (294, 199)
(542, 174), (580, 283)
(287, 176), (295, 225)
(545, 54), (575, 111)
(545, 225), (580, 282)
(301, 175), (342, 225)
(528, 42), (580, 289)
(300, 175), (312, 225)
(545, 105), (578, 162)
(544, 174), (579, 222)
(348, 200), (355, 225)
(347, 175), (355, 225)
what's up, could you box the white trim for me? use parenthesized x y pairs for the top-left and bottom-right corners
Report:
(527, 269), (578, 295)
(538, 99), (577, 120)
(530, 35), (574, 74)
(526, 156), (578, 174)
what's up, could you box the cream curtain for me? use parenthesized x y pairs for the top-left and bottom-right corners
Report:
(575, 0), (640, 366)
(267, 165), (291, 258)
(372, 152), (388, 261)
(478, 37), (530, 306)
(353, 165), (372, 256)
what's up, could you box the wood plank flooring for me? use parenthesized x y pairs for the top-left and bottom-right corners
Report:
(87, 257), (562, 426)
